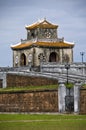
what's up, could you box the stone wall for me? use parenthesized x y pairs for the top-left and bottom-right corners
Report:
(0, 89), (58, 112)
(13, 47), (73, 67)
(6, 73), (57, 87)
(80, 88), (86, 114)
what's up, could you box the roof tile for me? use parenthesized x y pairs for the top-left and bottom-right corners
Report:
(11, 41), (74, 50)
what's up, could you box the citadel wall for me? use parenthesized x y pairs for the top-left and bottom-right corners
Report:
(0, 89), (58, 112)
(80, 88), (86, 114)
(6, 73), (57, 87)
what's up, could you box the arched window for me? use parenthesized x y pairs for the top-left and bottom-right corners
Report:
(20, 53), (26, 66)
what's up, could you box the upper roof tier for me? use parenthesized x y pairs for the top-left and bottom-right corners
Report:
(25, 19), (58, 30)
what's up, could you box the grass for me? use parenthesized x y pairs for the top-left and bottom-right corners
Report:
(0, 114), (86, 130)
(0, 84), (85, 92)
(82, 84), (86, 88)
(0, 85), (58, 92)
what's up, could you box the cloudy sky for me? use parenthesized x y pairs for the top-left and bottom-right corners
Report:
(0, 0), (86, 67)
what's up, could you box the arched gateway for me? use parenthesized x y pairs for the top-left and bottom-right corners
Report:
(49, 52), (59, 62)
(49, 52), (56, 62)
(20, 53), (26, 66)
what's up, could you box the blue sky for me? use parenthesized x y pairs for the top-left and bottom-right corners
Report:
(0, 0), (86, 66)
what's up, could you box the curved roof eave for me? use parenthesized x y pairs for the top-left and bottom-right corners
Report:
(11, 41), (74, 50)
(25, 19), (58, 30)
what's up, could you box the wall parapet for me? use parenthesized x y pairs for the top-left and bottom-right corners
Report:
(41, 62), (86, 75)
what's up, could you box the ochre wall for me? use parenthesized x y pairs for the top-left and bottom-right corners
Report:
(7, 74), (57, 87)
(80, 88), (86, 114)
(0, 90), (58, 112)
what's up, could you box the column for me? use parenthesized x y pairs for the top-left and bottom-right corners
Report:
(58, 80), (66, 113)
(74, 81), (81, 114)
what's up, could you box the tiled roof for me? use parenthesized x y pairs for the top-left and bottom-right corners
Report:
(25, 19), (58, 30)
(11, 41), (74, 50)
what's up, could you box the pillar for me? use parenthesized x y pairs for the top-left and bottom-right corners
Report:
(74, 81), (81, 114)
(0, 72), (7, 88)
(58, 80), (66, 113)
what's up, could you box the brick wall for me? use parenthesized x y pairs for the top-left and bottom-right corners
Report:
(7, 74), (57, 87)
(0, 89), (58, 112)
(80, 88), (86, 114)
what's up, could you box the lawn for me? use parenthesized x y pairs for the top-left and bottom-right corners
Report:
(0, 114), (86, 130)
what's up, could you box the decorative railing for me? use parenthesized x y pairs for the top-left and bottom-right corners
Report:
(21, 38), (38, 43)
(40, 62), (86, 76)
(20, 37), (64, 43)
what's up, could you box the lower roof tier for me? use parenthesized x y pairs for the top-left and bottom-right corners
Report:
(11, 41), (74, 50)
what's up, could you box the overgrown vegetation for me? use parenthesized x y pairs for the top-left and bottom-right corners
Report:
(65, 83), (74, 89)
(0, 85), (58, 92)
(0, 114), (86, 130)
(82, 84), (86, 88)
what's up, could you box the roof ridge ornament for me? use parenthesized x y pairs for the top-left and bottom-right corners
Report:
(44, 17), (46, 21)
(38, 18), (42, 23)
